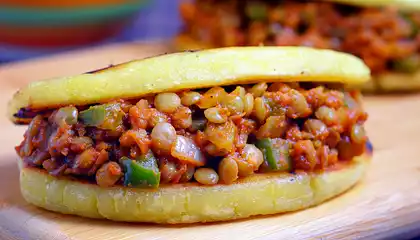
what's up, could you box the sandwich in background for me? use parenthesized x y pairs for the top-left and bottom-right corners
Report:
(176, 0), (420, 92)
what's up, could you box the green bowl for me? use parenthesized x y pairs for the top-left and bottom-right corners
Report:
(0, 0), (151, 47)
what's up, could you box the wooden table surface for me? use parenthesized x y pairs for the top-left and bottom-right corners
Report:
(0, 42), (420, 240)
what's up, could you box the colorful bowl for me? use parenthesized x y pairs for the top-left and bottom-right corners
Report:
(0, 0), (151, 47)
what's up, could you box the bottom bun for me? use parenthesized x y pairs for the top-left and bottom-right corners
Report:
(18, 155), (369, 224)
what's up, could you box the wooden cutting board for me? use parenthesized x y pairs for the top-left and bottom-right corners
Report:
(1, 41), (420, 240)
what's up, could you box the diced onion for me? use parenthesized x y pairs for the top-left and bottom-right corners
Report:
(96, 162), (122, 187)
(197, 87), (227, 109)
(205, 121), (237, 152)
(256, 116), (287, 139)
(315, 106), (337, 126)
(171, 135), (206, 166)
(241, 144), (264, 171)
(303, 119), (328, 140)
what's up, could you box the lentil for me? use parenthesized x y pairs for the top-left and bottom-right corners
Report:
(194, 168), (219, 185)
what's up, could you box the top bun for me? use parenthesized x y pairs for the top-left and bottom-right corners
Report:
(8, 46), (370, 123)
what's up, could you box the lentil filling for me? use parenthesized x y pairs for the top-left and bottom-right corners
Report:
(16, 82), (369, 188)
(180, 0), (420, 74)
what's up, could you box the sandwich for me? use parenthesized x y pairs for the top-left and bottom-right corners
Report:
(176, 0), (420, 92)
(9, 46), (373, 224)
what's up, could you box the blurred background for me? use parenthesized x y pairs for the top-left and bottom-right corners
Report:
(0, 0), (182, 64)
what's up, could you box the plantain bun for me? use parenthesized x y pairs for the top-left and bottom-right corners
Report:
(18, 155), (369, 223)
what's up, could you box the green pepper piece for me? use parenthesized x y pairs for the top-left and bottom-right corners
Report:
(121, 151), (160, 188)
(256, 138), (292, 172)
(392, 55), (420, 74)
(54, 106), (78, 126)
(245, 2), (267, 21)
(79, 103), (124, 130)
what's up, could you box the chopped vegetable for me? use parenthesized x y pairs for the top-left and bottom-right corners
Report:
(245, 2), (267, 21)
(54, 106), (78, 126)
(315, 106), (337, 126)
(96, 162), (122, 187)
(79, 103), (124, 131)
(241, 144), (264, 171)
(121, 151), (160, 188)
(205, 121), (237, 152)
(303, 119), (328, 140)
(256, 138), (292, 171)
(292, 140), (317, 171)
(171, 135), (206, 166)
(256, 116), (288, 139)
(119, 129), (151, 155)
(159, 158), (185, 184)
(287, 90), (311, 118)
(197, 87), (227, 109)
(171, 106), (193, 129)
(70, 137), (93, 153)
